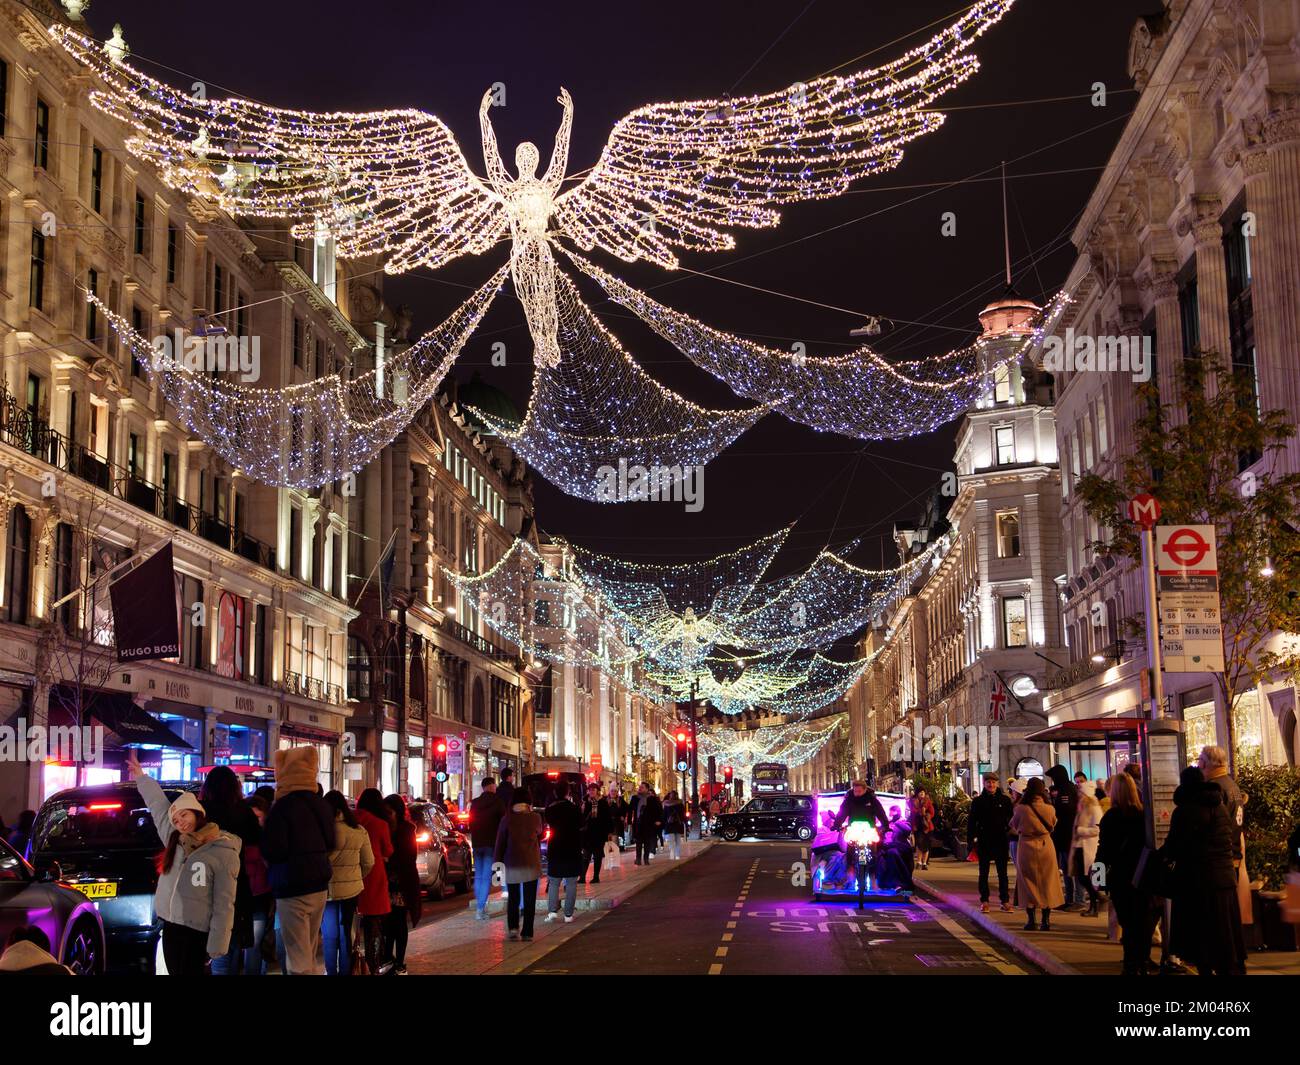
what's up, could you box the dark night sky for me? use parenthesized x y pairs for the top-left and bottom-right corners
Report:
(91, 0), (1154, 576)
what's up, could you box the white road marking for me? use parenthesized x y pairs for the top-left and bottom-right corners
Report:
(911, 897), (1026, 975)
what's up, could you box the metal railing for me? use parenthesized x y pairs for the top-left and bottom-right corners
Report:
(441, 615), (516, 662)
(0, 383), (275, 571)
(281, 670), (345, 706)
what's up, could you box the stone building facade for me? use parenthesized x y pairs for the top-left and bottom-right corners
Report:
(1040, 0), (1300, 772)
(0, 2), (364, 809)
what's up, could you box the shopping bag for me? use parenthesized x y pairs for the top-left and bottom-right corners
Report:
(603, 839), (621, 870)
(965, 844), (978, 863)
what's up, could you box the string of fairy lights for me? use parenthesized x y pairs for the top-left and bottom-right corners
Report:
(50, 5), (1026, 763)
(442, 525), (943, 720)
(696, 713), (847, 774)
(48, 3), (1022, 496)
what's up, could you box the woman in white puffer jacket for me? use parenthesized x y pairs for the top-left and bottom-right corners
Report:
(1070, 784), (1103, 917)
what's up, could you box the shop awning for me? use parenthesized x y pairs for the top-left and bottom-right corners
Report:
(1025, 717), (1179, 744)
(51, 686), (193, 750)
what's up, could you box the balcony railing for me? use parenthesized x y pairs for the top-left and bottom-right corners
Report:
(441, 615), (516, 662)
(281, 670), (345, 706)
(0, 383), (275, 571)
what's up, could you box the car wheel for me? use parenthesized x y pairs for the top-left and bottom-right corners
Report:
(63, 918), (104, 976)
(796, 825), (814, 841)
(428, 862), (447, 899)
(722, 827), (740, 842)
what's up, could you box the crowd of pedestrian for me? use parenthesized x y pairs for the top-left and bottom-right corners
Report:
(950, 750), (1260, 975)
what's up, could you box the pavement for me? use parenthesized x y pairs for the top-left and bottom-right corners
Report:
(913, 857), (1300, 976)
(403, 837), (716, 975)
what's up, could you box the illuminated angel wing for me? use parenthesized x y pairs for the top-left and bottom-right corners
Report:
(50, 27), (506, 274)
(554, 0), (1016, 267)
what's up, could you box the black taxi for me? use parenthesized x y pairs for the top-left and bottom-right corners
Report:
(715, 794), (817, 842)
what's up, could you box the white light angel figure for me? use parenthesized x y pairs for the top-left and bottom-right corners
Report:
(49, 0), (1017, 374)
(478, 88), (573, 369)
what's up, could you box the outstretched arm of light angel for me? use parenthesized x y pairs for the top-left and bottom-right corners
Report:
(480, 89), (512, 192)
(544, 88), (574, 191)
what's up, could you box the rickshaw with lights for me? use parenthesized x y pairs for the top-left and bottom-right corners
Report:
(809, 790), (914, 908)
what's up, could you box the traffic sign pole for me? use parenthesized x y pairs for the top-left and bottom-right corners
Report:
(1140, 527), (1166, 723)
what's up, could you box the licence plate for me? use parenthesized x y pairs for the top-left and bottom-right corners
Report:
(74, 881), (119, 899)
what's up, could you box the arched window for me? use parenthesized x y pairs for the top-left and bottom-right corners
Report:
(347, 636), (371, 701)
(5, 505), (32, 624)
(409, 643), (426, 707)
(472, 676), (486, 729)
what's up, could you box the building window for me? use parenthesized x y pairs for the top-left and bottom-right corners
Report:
(134, 193), (148, 255)
(994, 424), (1015, 466)
(996, 510), (1021, 559)
(86, 269), (99, 343)
(166, 223), (179, 284)
(5, 506), (32, 624)
(213, 263), (225, 314)
(381, 639), (400, 703)
(347, 637), (371, 700)
(293, 317), (304, 368)
(91, 146), (103, 213)
(993, 363), (1012, 404)
(1002, 596), (1028, 648)
(52, 523), (74, 630)
(128, 432), (142, 479)
(29, 229), (46, 311)
(34, 98), (50, 170)
(0, 58), (8, 139)
(289, 506), (302, 578)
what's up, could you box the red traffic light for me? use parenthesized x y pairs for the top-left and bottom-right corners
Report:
(676, 731), (687, 742)
(435, 742), (447, 754)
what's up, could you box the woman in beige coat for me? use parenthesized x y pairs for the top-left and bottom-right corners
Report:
(1009, 777), (1065, 930)
(322, 790), (375, 975)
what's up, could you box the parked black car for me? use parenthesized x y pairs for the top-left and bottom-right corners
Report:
(715, 794), (817, 842)
(0, 836), (106, 974)
(29, 779), (198, 973)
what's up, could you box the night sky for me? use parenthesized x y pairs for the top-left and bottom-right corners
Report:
(94, 0), (1153, 577)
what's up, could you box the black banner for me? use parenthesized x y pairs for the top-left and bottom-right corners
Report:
(108, 543), (180, 662)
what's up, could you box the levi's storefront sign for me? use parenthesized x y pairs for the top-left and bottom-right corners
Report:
(109, 543), (180, 662)
(1155, 524), (1225, 673)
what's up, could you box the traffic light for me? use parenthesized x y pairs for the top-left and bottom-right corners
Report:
(674, 729), (690, 773)
(433, 738), (448, 783)
(723, 765), (734, 785)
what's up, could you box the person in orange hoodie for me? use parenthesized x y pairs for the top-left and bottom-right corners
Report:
(354, 788), (394, 974)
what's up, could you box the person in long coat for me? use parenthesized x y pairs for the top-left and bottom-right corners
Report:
(1160, 766), (1247, 976)
(579, 783), (614, 884)
(382, 794), (423, 975)
(544, 783), (585, 922)
(1046, 765), (1080, 907)
(1009, 777), (1064, 930)
(495, 799), (544, 940)
(354, 789), (394, 973)
(632, 783), (663, 866)
(1096, 772), (1152, 975)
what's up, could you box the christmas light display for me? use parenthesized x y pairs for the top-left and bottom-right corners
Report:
(568, 250), (1071, 439)
(646, 649), (874, 718)
(468, 272), (769, 503)
(49, 5), (1019, 495)
(441, 537), (639, 671)
(85, 269), (506, 488)
(697, 713), (846, 774)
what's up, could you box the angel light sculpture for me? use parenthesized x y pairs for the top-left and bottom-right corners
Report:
(50, 1), (1026, 492)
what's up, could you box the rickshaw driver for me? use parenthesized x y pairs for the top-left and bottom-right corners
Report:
(831, 780), (893, 883)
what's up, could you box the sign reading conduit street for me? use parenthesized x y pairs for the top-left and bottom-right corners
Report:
(1154, 524), (1225, 673)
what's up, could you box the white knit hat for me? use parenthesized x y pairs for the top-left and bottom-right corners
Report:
(167, 791), (203, 823)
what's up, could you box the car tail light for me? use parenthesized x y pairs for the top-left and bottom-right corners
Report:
(416, 830), (432, 845)
(543, 827), (552, 842)
(87, 802), (123, 812)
